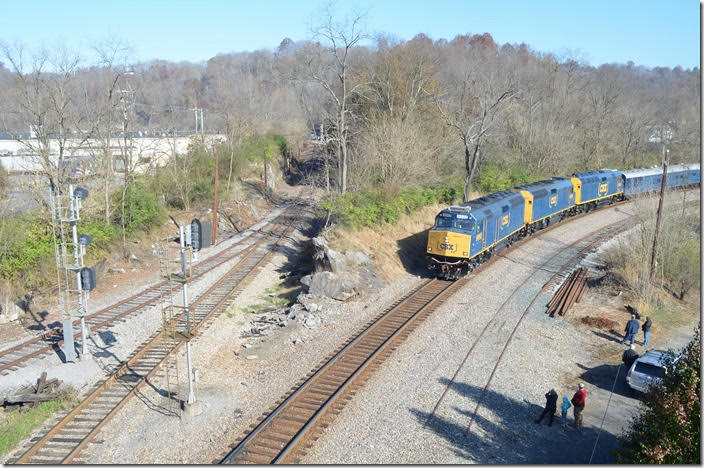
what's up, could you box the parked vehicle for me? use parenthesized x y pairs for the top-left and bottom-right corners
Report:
(625, 349), (681, 393)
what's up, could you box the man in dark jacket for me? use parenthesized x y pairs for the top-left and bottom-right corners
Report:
(620, 314), (640, 345)
(622, 344), (639, 369)
(535, 388), (558, 426)
(642, 317), (652, 346)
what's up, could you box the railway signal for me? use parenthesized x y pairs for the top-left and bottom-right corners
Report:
(190, 218), (212, 251)
(51, 185), (96, 362)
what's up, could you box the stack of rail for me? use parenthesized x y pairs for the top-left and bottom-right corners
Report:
(546, 267), (588, 317)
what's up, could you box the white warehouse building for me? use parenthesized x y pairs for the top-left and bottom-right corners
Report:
(0, 134), (225, 174)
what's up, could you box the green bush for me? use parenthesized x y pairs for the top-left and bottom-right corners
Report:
(477, 163), (539, 192)
(435, 177), (465, 205)
(113, 182), (165, 234)
(0, 217), (53, 284)
(319, 181), (463, 229)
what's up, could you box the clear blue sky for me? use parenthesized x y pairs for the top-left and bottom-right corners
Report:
(0, 0), (698, 69)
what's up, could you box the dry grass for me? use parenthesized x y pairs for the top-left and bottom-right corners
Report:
(326, 204), (447, 282)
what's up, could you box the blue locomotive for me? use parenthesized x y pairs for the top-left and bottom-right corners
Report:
(427, 163), (699, 279)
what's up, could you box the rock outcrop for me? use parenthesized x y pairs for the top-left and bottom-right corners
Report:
(300, 236), (383, 302)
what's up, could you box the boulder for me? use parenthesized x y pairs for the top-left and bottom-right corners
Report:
(2, 303), (23, 322)
(312, 236), (347, 273)
(298, 313), (322, 329)
(345, 251), (371, 266)
(300, 271), (356, 302)
(297, 294), (321, 313)
(287, 303), (305, 320)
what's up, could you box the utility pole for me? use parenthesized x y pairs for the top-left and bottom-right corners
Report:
(191, 107), (204, 134)
(212, 146), (219, 245)
(650, 146), (669, 282)
(263, 149), (269, 199)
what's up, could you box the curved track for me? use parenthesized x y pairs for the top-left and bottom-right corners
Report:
(220, 278), (463, 464)
(423, 216), (636, 431)
(0, 209), (292, 375)
(11, 203), (309, 465)
(217, 199), (650, 464)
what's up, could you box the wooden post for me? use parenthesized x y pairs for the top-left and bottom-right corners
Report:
(263, 150), (269, 198)
(650, 147), (669, 282)
(212, 146), (219, 245)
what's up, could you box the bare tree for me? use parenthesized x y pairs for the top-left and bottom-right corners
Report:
(0, 42), (88, 200)
(436, 34), (517, 201)
(297, 5), (367, 194)
(91, 37), (133, 223)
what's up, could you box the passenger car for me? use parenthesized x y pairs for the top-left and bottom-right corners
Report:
(625, 349), (681, 393)
(426, 163), (699, 279)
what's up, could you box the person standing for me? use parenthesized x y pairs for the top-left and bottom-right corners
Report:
(535, 389), (559, 426)
(642, 317), (652, 346)
(561, 396), (572, 427)
(571, 383), (587, 428)
(622, 344), (639, 370)
(620, 314), (640, 345)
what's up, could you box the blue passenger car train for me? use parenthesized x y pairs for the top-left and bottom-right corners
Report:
(427, 163), (700, 279)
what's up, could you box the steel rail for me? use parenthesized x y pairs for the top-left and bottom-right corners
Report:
(12, 209), (304, 465)
(460, 196), (700, 433)
(424, 216), (635, 428)
(462, 221), (637, 434)
(0, 213), (291, 374)
(219, 196), (670, 463)
(220, 279), (466, 464)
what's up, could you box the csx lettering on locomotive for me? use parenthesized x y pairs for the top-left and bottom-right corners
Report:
(427, 164), (700, 280)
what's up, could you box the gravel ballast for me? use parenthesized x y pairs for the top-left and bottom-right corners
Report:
(301, 199), (699, 464)
(4, 193), (698, 464)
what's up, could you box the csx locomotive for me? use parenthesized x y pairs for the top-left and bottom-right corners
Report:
(427, 164), (700, 279)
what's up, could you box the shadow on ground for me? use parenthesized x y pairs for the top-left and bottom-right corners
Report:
(412, 378), (623, 463)
(396, 228), (432, 277)
(576, 362), (636, 398)
(591, 330), (623, 344)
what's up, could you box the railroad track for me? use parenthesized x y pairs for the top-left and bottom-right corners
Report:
(10, 204), (307, 465)
(219, 277), (464, 464)
(423, 215), (637, 432)
(217, 200), (653, 464)
(0, 208), (295, 375)
(455, 196), (701, 434)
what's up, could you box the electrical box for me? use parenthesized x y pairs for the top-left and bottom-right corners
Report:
(80, 267), (97, 291)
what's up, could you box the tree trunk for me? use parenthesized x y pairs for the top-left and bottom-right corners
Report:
(340, 139), (348, 194)
(463, 140), (481, 202)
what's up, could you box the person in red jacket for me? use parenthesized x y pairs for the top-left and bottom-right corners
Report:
(571, 383), (587, 428)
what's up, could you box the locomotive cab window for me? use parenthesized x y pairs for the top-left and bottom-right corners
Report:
(434, 216), (453, 228)
(502, 206), (509, 213)
(455, 219), (474, 231)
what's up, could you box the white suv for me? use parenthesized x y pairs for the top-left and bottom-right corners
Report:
(625, 350), (681, 393)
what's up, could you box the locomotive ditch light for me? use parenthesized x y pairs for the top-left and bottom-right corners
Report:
(78, 234), (93, 246)
(73, 186), (89, 199)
